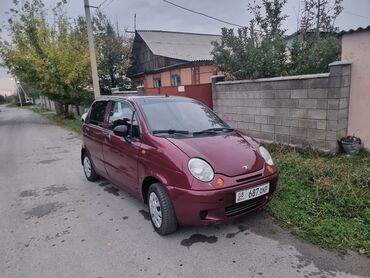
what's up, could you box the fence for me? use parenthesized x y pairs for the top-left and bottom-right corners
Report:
(145, 83), (213, 109)
(212, 62), (351, 153)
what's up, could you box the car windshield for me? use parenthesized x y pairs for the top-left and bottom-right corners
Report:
(135, 97), (230, 136)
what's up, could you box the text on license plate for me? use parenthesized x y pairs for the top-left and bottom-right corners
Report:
(235, 183), (270, 203)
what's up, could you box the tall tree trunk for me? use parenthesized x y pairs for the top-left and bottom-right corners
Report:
(54, 101), (63, 115)
(75, 105), (81, 116)
(110, 70), (115, 88)
(64, 104), (69, 118)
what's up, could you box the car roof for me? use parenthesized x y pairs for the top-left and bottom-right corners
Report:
(96, 95), (191, 103)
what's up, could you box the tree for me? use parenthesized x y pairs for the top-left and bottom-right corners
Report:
(18, 82), (41, 103)
(5, 94), (18, 104)
(300, 0), (343, 34)
(0, 0), (93, 117)
(287, 0), (343, 75)
(0, 95), (5, 104)
(93, 11), (132, 94)
(212, 0), (288, 80)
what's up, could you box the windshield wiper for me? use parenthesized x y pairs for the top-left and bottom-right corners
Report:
(193, 127), (234, 135)
(153, 129), (190, 135)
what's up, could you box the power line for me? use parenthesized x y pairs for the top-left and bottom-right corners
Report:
(100, 0), (115, 10)
(98, 0), (110, 8)
(162, 0), (245, 28)
(342, 10), (370, 20)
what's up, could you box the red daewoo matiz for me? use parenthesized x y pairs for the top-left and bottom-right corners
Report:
(81, 96), (278, 235)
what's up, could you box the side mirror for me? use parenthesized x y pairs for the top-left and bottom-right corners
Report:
(113, 125), (128, 138)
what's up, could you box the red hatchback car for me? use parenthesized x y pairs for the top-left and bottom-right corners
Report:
(81, 95), (278, 235)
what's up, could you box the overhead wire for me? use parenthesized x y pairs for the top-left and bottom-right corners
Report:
(97, 0), (110, 8)
(99, 0), (115, 10)
(342, 10), (370, 20)
(162, 0), (246, 28)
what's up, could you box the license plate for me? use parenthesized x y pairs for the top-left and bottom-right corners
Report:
(235, 183), (270, 203)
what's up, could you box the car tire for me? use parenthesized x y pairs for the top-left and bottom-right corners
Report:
(148, 183), (178, 235)
(83, 152), (99, 181)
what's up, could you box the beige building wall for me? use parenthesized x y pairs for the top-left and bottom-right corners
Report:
(145, 74), (154, 88)
(180, 68), (192, 85)
(342, 30), (370, 149)
(144, 64), (217, 88)
(161, 71), (171, 87)
(199, 65), (216, 84)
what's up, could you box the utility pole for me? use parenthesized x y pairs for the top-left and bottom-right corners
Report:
(16, 81), (22, 107)
(12, 78), (22, 107)
(134, 14), (137, 31)
(84, 0), (100, 99)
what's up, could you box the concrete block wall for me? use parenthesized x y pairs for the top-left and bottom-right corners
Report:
(212, 62), (351, 153)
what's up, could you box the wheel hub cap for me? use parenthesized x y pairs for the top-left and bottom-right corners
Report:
(149, 192), (162, 228)
(84, 156), (91, 177)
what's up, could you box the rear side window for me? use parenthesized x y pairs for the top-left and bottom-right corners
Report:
(89, 101), (108, 127)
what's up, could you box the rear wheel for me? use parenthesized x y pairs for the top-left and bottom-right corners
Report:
(83, 152), (99, 181)
(148, 183), (177, 235)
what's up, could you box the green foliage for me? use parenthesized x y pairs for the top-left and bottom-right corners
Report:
(92, 11), (132, 94)
(0, 95), (5, 104)
(300, 0), (343, 33)
(0, 0), (93, 116)
(212, 0), (288, 80)
(286, 0), (343, 75)
(29, 106), (51, 113)
(30, 105), (82, 134)
(4, 94), (18, 105)
(213, 0), (344, 79)
(287, 35), (341, 75)
(267, 145), (370, 256)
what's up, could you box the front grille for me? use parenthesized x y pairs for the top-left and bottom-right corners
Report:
(225, 195), (267, 216)
(236, 173), (263, 183)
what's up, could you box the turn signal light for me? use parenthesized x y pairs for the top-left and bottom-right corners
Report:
(216, 177), (224, 187)
(267, 165), (274, 174)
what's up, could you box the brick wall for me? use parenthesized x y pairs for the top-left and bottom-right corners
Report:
(212, 62), (351, 153)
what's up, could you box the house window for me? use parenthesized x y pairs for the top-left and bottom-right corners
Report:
(153, 78), (161, 88)
(171, 75), (181, 86)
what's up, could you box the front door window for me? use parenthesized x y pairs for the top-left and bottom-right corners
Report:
(108, 101), (140, 139)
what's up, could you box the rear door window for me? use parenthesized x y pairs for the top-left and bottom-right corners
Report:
(89, 101), (108, 127)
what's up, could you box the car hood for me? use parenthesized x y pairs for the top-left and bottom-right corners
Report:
(167, 132), (264, 177)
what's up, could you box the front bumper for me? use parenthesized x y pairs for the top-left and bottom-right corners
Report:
(167, 172), (278, 226)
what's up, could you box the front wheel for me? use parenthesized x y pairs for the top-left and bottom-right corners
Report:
(83, 152), (99, 181)
(148, 183), (177, 235)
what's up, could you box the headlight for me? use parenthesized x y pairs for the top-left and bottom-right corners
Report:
(259, 146), (274, 165)
(188, 158), (214, 182)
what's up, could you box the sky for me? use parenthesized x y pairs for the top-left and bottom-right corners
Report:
(0, 0), (369, 82)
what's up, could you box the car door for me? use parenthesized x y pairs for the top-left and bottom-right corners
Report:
(103, 100), (141, 194)
(83, 100), (109, 176)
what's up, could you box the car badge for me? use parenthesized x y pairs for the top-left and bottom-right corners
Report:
(242, 165), (249, 170)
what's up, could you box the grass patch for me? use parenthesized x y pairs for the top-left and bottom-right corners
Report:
(29, 106), (82, 134)
(6, 102), (18, 108)
(29, 106), (52, 114)
(267, 144), (370, 256)
(47, 114), (82, 134)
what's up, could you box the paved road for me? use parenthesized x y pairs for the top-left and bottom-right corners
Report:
(0, 105), (369, 278)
